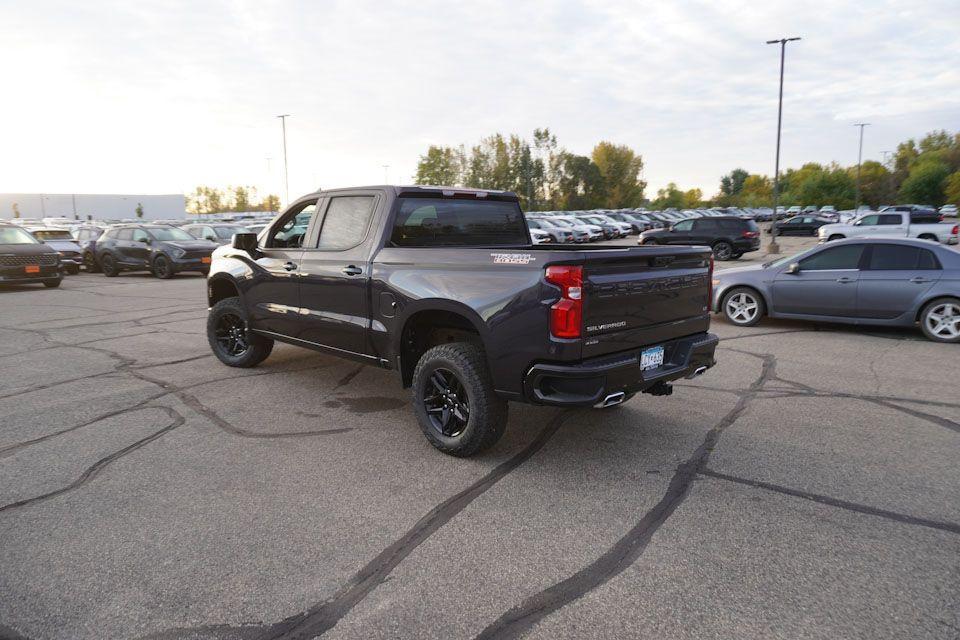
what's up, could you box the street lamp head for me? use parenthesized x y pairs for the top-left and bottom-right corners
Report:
(277, 114), (290, 119)
(766, 37), (801, 44)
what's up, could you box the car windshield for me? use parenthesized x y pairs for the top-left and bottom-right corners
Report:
(147, 227), (195, 241)
(32, 229), (74, 240)
(215, 226), (250, 239)
(0, 227), (41, 244)
(763, 248), (813, 269)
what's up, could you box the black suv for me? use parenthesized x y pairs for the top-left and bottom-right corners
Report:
(639, 216), (760, 260)
(95, 224), (219, 278)
(0, 223), (61, 287)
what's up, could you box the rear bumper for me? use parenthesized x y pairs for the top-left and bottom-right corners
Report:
(522, 332), (719, 407)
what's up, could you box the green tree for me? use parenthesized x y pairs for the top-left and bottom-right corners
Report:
(135, 202), (144, 219)
(681, 188), (703, 208)
(738, 175), (773, 206)
(849, 161), (893, 208)
(591, 141), (645, 208)
(781, 163), (856, 209)
(415, 146), (464, 186)
(719, 168), (749, 198)
(553, 152), (604, 210)
(898, 159), (950, 206)
(260, 194), (281, 212)
(944, 171), (960, 206)
(232, 186), (252, 212)
(651, 183), (685, 209)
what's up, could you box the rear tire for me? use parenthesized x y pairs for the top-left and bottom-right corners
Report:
(712, 240), (734, 261)
(827, 234), (845, 242)
(412, 342), (507, 457)
(722, 287), (765, 327)
(920, 297), (960, 343)
(100, 253), (119, 277)
(43, 278), (62, 288)
(207, 297), (274, 367)
(917, 233), (937, 242)
(83, 251), (100, 273)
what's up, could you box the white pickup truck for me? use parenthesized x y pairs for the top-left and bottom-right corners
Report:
(818, 211), (958, 245)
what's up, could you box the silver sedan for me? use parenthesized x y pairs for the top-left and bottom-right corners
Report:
(712, 238), (960, 342)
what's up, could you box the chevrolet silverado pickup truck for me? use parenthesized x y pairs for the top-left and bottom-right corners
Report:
(205, 186), (718, 456)
(818, 211), (958, 245)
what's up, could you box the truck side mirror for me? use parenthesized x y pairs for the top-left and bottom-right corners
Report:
(786, 262), (800, 274)
(232, 232), (259, 256)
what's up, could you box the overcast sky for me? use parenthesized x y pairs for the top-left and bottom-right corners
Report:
(1, 0), (957, 203)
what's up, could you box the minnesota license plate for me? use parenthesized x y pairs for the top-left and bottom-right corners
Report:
(24, 265), (40, 274)
(640, 345), (664, 371)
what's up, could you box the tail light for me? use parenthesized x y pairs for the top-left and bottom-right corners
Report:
(742, 230), (760, 239)
(953, 225), (959, 235)
(707, 254), (715, 309)
(545, 265), (582, 339)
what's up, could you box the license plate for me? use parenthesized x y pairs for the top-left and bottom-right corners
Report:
(640, 345), (664, 371)
(24, 265), (40, 274)
(201, 256), (211, 264)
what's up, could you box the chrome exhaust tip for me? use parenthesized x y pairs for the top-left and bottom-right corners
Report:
(686, 366), (708, 379)
(595, 391), (625, 408)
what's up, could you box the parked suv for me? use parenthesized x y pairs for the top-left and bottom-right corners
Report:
(96, 224), (219, 278)
(182, 223), (253, 245)
(75, 225), (106, 272)
(639, 216), (760, 260)
(0, 222), (61, 287)
(27, 227), (84, 274)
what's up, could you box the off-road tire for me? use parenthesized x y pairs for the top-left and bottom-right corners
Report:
(412, 342), (507, 457)
(207, 297), (274, 367)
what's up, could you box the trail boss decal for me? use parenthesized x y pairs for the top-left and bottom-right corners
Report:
(490, 253), (536, 265)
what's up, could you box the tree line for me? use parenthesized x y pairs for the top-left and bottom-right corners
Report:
(415, 128), (960, 211)
(186, 185), (281, 215)
(415, 129), (646, 211)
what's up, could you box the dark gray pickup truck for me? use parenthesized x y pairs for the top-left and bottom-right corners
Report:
(205, 186), (718, 456)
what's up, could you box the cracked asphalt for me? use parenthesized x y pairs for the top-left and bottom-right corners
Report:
(0, 271), (958, 640)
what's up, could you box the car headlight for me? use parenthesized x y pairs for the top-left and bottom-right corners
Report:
(169, 247), (186, 259)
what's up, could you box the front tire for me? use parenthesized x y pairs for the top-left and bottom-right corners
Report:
(920, 298), (960, 343)
(100, 253), (119, 277)
(66, 265), (80, 275)
(207, 297), (274, 367)
(712, 240), (734, 261)
(412, 342), (507, 457)
(722, 287), (765, 327)
(43, 278), (62, 288)
(83, 252), (100, 273)
(152, 255), (174, 279)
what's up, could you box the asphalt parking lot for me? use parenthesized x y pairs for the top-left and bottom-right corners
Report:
(1, 266), (958, 640)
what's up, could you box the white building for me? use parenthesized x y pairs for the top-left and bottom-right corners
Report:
(0, 193), (186, 222)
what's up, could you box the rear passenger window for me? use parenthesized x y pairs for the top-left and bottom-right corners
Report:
(316, 196), (375, 250)
(868, 245), (940, 270)
(878, 214), (902, 225)
(800, 245), (864, 271)
(693, 219), (718, 231)
(117, 229), (133, 241)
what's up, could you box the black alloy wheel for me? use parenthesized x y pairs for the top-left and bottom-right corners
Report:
(153, 255), (174, 279)
(214, 312), (250, 357)
(101, 253), (118, 277)
(422, 367), (470, 437)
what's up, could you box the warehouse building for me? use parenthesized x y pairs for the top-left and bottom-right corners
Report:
(0, 193), (186, 221)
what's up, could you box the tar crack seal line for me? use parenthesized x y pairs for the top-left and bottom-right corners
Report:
(473, 351), (776, 640)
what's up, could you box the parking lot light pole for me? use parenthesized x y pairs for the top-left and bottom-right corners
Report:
(277, 114), (290, 205)
(853, 123), (870, 211)
(766, 36), (801, 255)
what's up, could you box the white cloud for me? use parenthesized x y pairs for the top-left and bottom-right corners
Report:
(0, 0), (956, 200)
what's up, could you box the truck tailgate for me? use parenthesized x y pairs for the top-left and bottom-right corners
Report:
(580, 247), (712, 359)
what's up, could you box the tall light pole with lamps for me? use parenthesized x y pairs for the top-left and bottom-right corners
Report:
(277, 114), (291, 205)
(765, 36), (801, 255)
(853, 122), (870, 211)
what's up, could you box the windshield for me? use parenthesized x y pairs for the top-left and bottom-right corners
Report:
(763, 248), (812, 269)
(147, 227), (195, 241)
(32, 229), (74, 240)
(215, 226), (250, 239)
(0, 227), (41, 245)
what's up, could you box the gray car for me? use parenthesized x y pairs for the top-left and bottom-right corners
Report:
(712, 238), (960, 342)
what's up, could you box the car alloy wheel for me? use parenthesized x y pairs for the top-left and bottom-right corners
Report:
(713, 241), (733, 260)
(924, 301), (960, 340)
(725, 291), (759, 324)
(421, 367), (470, 438)
(214, 312), (250, 357)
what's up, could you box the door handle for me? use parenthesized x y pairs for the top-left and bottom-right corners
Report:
(283, 261), (297, 271)
(909, 277), (932, 284)
(341, 265), (363, 276)
(836, 277), (855, 284)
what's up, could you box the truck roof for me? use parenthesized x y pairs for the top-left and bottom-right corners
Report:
(310, 185), (520, 202)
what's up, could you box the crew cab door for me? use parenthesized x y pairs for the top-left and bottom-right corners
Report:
(857, 243), (941, 319)
(245, 199), (319, 336)
(296, 192), (380, 357)
(771, 243), (865, 317)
